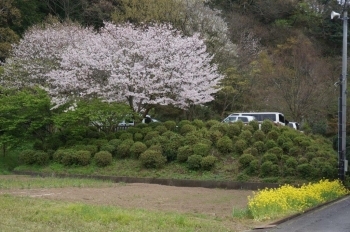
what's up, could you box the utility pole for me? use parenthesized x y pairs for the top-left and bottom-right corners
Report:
(332, 0), (349, 183)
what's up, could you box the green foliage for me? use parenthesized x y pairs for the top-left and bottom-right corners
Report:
(253, 130), (265, 142)
(260, 161), (279, 177)
(94, 151), (113, 167)
(205, 120), (220, 129)
(261, 120), (273, 134)
(216, 136), (234, 154)
(177, 145), (193, 162)
(234, 139), (247, 154)
(163, 120), (177, 131)
(267, 147), (283, 157)
(187, 155), (203, 170)
(264, 139), (278, 150)
(0, 87), (52, 155)
(200, 155), (217, 170)
(130, 142), (147, 159)
(262, 153), (278, 164)
(134, 132), (144, 141)
(71, 145), (98, 155)
(193, 143), (211, 157)
(248, 120), (259, 131)
(247, 160), (260, 176)
(74, 150), (91, 166)
(154, 125), (168, 134)
(119, 132), (134, 141)
(267, 130), (279, 141)
(243, 147), (258, 156)
(139, 149), (166, 168)
(192, 119), (205, 129)
(239, 153), (255, 169)
(208, 130), (223, 144)
(100, 144), (116, 155)
(19, 150), (49, 165)
(144, 131), (160, 141)
(162, 133), (182, 161)
(253, 141), (265, 154)
(179, 124), (196, 135)
(239, 130), (252, 142)
(182, 133), (200, 146)
(297, 163), (314, 179)
(117, 139), (134, 158)
(53, 149), (75, 163)
(226, 124), (241, 138)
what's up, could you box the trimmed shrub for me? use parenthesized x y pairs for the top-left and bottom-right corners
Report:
(91, 139), (109, 151)
(289, 146), (302, 157)
(94, 151), (113, 167)
(100, 144), (116, 155)
(253, 141), (265, 154)
(19, 150), (36, 165)
(216, 136), (234, 154)
(242, 124), (255, 134)
(193, 143), (211, 157)
(140, 127), (153, 136)
(297, 163), (314, 179)
(243, 147), (258, 156)
(187, 155), (203, 170)
(177, 145), (194, 162)
(208, 130), (223, 144)
(134, 132), (144, 141)
(266, 130), (278, 141)
(265, 139), (278, 150)
(284, 157), (298, 169)
(261, 120), (273, 134)
(74, 150), (91, 166)
(154, 125), (168, 134)
(209, 123), (228, 135)
(267, 147), (283, 158)
(192, 119), (205, 129)
(262, 153), (278, 164)
(234, 139), (247, 154)
(117, 139), (134, 158)
(53, 149), (75, 163)
(247, 159), (260, 176)
(178, 120), (192, 129)
(248, 120), (260, 131)
(239, 130), (253, 142)
(226, 123), (241, 138)
(162, 134), (183, 161)
(144, 131), (160, 142)
(139, 149), (166, 168)
(182, 133), (200, 146)
(179, 124), (196, 135)
(200, 155), (217, 170)
(205, 119), (220, 129)
(260, 161), (279, 177)
(163, 120), (177, 131)
(72, 145), (98, 155)
(130, 142), (147, 159)
(239, 153), (255, 169)
(108, 139), (122, 148)
(253, 130), (265, 142)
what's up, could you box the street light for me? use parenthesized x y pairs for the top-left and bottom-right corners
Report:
(332, 0), (349, 183)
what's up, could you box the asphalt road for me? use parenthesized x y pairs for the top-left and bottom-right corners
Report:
(253, 195), (350, 232)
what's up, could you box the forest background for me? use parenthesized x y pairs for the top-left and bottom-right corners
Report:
(0, 0), (348, 137)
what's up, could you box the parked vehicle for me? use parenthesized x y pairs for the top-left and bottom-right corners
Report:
(222, 115), (256, 124)
(227, 112), (287, 126)
(288, 122), (300, 130)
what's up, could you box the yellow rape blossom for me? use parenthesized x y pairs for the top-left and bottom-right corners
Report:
(247, 179), (349, 221)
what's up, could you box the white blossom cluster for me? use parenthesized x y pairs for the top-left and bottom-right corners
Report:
(2, 22), (223, 112)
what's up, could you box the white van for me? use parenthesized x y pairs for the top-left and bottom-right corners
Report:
(288, 122), (300, 130)
(227, 112), (287, 126)
(222, 115), (256, 124)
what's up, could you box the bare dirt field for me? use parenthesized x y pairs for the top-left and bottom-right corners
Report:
(0, 176), (270, 231)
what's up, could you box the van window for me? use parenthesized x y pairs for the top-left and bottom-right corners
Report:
(238, 117), (248, 122)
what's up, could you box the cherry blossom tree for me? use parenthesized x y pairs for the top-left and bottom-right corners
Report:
(2, 22), (223, 114)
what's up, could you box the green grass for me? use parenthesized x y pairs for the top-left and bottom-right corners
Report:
(0, 176), (113, 189)
(0, 194), (233, 232)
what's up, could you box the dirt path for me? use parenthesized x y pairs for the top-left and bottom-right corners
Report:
(0, 176), (269, 231)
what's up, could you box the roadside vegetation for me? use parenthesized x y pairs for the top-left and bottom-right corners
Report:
(8, 118), (341, 185)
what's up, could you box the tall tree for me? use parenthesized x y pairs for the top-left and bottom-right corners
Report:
(2, 22), (223, 115)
